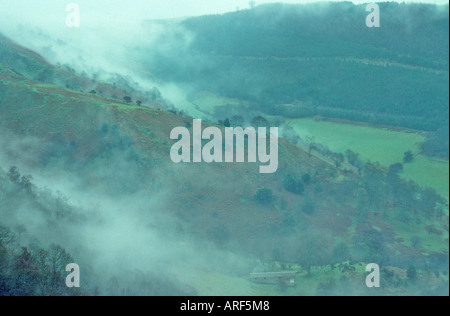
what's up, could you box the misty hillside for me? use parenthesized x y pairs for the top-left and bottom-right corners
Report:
(1, 1), (449, 296)
(1, 30), (449, 295)
(0, 33), (170, 110)
(145, 2), (449, 133)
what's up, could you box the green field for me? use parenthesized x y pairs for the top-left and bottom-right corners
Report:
(288, 118), (449, 199)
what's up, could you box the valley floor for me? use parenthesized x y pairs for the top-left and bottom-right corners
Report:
(288, 118), (449, 201)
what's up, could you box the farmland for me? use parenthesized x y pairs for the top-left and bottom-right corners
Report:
(288, 118), (449, 200)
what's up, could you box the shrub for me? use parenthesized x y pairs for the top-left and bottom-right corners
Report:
(389, 163), (404, 174)
(302, 173), (312, 185)
(283, 174), (305, 195)
(403, 151), (414, 163)
(255, 188), (274, 205)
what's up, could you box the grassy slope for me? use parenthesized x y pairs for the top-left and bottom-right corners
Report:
(0, 64), (338, 295)
(148, 90), (449, 289)
(174, 92), (449, 278)
(288, 118), (449, 200)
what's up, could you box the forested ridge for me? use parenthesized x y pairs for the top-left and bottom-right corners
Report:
(146, 2), (449, 136)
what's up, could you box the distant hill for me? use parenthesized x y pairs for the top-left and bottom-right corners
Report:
(144, 2), (449, 132)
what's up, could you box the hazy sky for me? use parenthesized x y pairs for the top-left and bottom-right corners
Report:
(1, 0), (448, 28)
